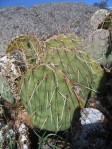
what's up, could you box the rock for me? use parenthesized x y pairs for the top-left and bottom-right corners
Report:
(80, 108), (105, 125)
(0, 56), (19, 76)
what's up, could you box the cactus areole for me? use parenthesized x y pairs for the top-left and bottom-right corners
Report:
(19, 65), (78, 131)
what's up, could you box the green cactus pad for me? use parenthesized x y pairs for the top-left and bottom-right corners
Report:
(19, 65), (78, 131)
(43, 48), (105, 99)
(45, 34), (82, 51)
(6, 35), (42, 73)
(0, 76), (14, 104)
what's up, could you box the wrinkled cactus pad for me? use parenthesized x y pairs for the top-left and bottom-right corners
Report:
(98, 12), (112, 29)
(84, 29), (112, 65)
(18, 64), (79, 131)
(0, 76), (14, 104)
(6, 35), (41, 73)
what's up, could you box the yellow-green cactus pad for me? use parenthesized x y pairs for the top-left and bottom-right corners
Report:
(45, 34), (82, 51)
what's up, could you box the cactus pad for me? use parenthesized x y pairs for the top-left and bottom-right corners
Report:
(45, 34), (82, 51)
(18, 65), (78, 131)
(6, 35), (41, 73)
(90, 9), (109, 30)
(98, 12), (112, 29)
(86, 10), (112, 66)
(84, 29), (112, 65)
(0, 76), (14, 104)
(44, 48), (105, 98)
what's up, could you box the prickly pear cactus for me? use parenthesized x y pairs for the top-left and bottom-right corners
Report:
(6, 35), (42, 74)
(18, 51), (105, 131)
(90, 9), (109, 30)
(45, 34), (82, 51)
(0, 76), (14, 104)
(18, 64), (79, 131)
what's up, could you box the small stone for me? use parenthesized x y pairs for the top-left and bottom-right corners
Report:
(18, 123), (26, 133)
(23, 144), (29, 149)
(0, 131), (3, 141)
(80, 108), (105, 125)
(21, 135), (27, 142)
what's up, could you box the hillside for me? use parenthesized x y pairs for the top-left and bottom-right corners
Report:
(0, 2), (98, 50)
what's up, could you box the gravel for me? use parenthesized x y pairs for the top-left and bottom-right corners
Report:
(0, 2), (98, 50)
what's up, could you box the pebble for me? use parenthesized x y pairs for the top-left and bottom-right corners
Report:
(80, 108), (105, 125)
